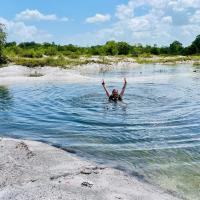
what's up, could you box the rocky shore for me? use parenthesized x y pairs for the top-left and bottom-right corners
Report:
(0, 137), (183, 200)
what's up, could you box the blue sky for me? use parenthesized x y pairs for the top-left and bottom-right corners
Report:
(0, 0), (200, 46)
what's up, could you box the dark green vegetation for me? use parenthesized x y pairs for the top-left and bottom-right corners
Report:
(4, 36), (200, 58)
(1, 23), (200, 67)
(0, 24), (7, 64)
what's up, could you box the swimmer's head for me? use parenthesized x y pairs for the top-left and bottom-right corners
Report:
(112, 89), (118, 97)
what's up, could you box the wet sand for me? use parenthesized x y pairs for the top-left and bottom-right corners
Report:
(0, 137), (183, 200)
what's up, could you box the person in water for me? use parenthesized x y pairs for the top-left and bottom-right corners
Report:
(102, 78), (127, 101)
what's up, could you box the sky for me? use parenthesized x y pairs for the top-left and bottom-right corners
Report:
(0, 0), (200, 46)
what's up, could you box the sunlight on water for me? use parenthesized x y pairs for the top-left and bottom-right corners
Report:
(0, 64), (200, 200)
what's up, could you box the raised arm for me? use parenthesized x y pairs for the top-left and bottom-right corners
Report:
(102, 80), (110, 97)
(120, 78), (127, 97)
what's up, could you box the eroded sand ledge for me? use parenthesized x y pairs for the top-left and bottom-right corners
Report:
(0, 138), (182, 200)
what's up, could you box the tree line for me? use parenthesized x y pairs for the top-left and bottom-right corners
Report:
(1, 23), (200, 64)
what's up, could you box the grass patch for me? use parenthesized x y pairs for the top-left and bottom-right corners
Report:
(8, 55), (200, 67)
(9, 55), (112, 68)
(193, 61), (200, 67)
(136, 56), (193, 64)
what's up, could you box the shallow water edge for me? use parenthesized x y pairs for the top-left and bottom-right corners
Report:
(0, 137), (183, 200)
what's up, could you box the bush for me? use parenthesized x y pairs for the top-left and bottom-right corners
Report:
(13, 58), (46, 67)
(34, 51), (43, 58)
(44, 47), (57, 56)
(20, 49), (36, 58)
(67, 53), (80, 59)
(0, 23), (7, 64)
(45, 56), (66, 67)
(0, 55), (8, 65)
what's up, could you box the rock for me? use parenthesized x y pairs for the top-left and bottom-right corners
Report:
(81, 181), (93, 188)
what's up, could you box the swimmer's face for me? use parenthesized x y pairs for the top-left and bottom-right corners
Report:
(112, 89), (118, 97)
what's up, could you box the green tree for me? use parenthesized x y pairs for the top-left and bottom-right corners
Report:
(103, 41), (118, 55)
(117, 42), (130, 55)
(169, 41), (183, 55)
(188, 35), (200, 54)
(143, 45), (152, 54)
(160, 46), (169, 54)
(183, 45), (196, 55)
(5, 42), (16, 47)
(0, 23), (7, 64)
(150, 44), (160, 55)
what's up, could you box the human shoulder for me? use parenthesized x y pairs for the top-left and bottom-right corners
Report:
(118, 95), (122, 101)
(109, 95), (114, 100)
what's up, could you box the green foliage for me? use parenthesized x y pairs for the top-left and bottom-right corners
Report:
(44, 47), (57, 56)
(87, 45), (104, 55)
(2, 32), (200, 67)
(117, 42), (130, 55)
(45, 55), (67, 67)
(0, 23), (7, 64)
(5, 42), (16, 47)
(169, 41), (183, 55)
(11, 55), (87, 68)
(136, 56), (192, 64)
(150, 45), (160, 55)
(160, 46), (169, 54)
(139, 53), (152, 58)
(4, 36), (200, 59)
(12, 58), (46, 67)
(66, 52), (80, 59)
(104, 41), (118, 55)
(185, 35), (200, 55)
(20, 49), (42, 58)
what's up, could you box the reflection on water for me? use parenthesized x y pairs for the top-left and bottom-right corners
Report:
(0, 86), (12, 111)
(0, 64), (200, 200)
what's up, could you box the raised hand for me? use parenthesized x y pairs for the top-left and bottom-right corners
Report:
(102, 79), (110, 97)
(124, 78), (127, 84)
(120, 78), (127, 97)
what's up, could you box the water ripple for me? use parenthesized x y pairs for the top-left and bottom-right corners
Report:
(0, 64), (200, 200)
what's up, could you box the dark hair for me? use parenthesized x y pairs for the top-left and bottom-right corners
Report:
(112, 89), (118, 93)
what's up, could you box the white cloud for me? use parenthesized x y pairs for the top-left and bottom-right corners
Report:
(189, 10), (200, 24)
(0, 17), (52, 42)
(162, 16), (173, 24)
(15, 9), (69, 22)
(85, 14), (111, 24)
(169, 0), (200, 11)
(81, 0), (200, 46)
(116, 1), (134, 20)
(1, 1), (200, 45)
(0, 9), (68, 43)
(15, 9), (57, 21)
(180, 23), (200, 45)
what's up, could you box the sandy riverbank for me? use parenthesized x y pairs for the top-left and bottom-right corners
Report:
(0, 65), (92, 84)
(0, 63), (197, 85)
(0, 137), (183, 200)
(0, 63), (138, 85)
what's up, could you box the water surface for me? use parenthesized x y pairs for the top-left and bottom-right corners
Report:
(0, 64), (200, 200)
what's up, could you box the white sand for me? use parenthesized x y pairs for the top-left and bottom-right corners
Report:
(0, 137), (183, 200)
(0, 65), (93, 84)
(0, 64), (195, 85)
